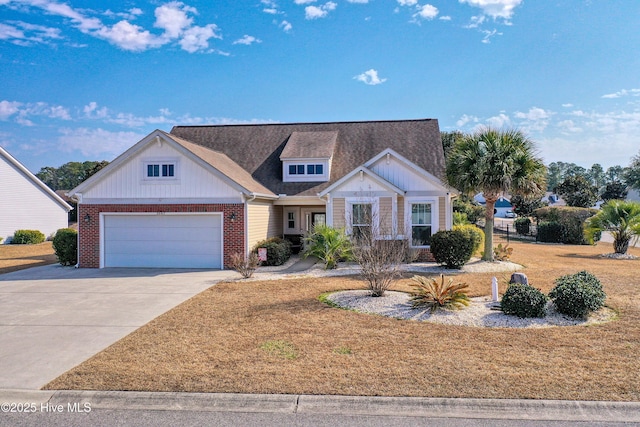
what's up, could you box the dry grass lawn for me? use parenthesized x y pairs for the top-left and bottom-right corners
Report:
(0, 242), (57, 274)
(45, 237), (640, 401)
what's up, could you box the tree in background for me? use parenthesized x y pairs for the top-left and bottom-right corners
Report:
(600, 181), (629, 202)
(446, 128), (546, 261)
(510, 194), (546, 217)
(624, 151), (640, 191)
(586, 163), (606, 188)
(555, 175), (598, 207)
(440, 131), (464, 160)
(36, 160), (109, 191)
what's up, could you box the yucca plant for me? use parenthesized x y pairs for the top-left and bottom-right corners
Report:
(410, 274), (470, 312)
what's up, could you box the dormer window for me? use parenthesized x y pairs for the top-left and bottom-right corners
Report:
(280, 131), (337, 183)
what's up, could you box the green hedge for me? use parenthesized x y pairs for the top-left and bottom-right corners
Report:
(549, 271), (606, 318)
(537, 221), (566, 243)
(11, 229), (45, 244)
(514, 217), (531, 235)
(52, 228), (77, 266)
(501, 283), (548, 318)
(253, 237), (292, 266)
(533, 206), (598, 245)
(430, 229), (474, 269)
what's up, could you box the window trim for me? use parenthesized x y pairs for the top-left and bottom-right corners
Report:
(405, 197), (438, 248)
(346, 197), (379, 238)
(142, 158), (179, 182)
(283, 159), (329, 182)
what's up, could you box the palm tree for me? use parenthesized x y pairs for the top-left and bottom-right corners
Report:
(584, 200), (640, 254)
(446, 128), (546, 261)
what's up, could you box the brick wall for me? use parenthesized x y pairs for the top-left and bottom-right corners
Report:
(78, 203), (245, 269)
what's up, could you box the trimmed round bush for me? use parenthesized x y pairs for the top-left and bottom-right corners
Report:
(549, 271), (606, 319)
(52, 228), (78, 266)
(11, 229), (45, 244)
(453, 224), (485, 256)
(501, 283), (548, 318)
(253, 237), (292, 266)
(536, 221), (566, 243)
(430, 229), (474, 269)
(514, 217), (531, 235)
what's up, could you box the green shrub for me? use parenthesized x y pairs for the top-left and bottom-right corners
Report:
(536, 221), (566, 243)
(453, 224), (484, 256)
(549, 271), (606, 319)
(514, 217), (531, 235)
(11, 229), (45, 244)
(52, 228), (77, 266)
(252, 237), (292, 266)
(533, 206), (598, 244)
(453, 212), (470, 226)
(501, 283), (548, 318)
(303, 225), (353, 269)
(430, 229), (474, 269)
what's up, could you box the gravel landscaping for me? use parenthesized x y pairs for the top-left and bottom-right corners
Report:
(325, 290), (616, 328)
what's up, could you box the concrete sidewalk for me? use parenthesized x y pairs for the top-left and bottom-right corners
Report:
(0, 265), (237, 390)
(1, 390), (639, 423)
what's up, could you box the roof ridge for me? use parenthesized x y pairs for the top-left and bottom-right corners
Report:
(170, 118), (434, 130)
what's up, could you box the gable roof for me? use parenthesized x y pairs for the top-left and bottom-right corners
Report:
(0, 146), (72, 211)
(69, 130), (276, 199)
(170, 119), (444, 197)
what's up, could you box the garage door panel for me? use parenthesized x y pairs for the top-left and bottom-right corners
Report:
(103, 214), (223, 269)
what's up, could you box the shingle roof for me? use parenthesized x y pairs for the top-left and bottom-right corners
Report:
(165, 131), (276, 197)
(280, 131), (338, 159)
(170, 119), (444, 197)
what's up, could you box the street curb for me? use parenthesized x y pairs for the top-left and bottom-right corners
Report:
(2, 390), (640, 421)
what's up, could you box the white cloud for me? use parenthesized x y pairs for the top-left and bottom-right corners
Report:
(480, 28), (501, 43)
(295, 0), (316, 4)
(96, 20), (164, 52)
(397, 0), (418, 6)
(562, 103), (574, 108)
(233, 35), (262, 45)
(154, 1), (195, 39)
(557, 120), (582, 133)
(8, 1), (220, 53)
(0, 21), (62, 45)
(83, 102), (109, 119)
(0, 100), (22, 120)
(515, 107), (550, 121)
(459, 0), (523, 20)
(354, 69), (387, 85)
(347, 0), (369, 3)
(178, 24), (220, 53)
(485, 113), (511, 128)
(439, 15), (452, 21)
(414, 4), (439, 20)
(456, 114), (479, 127)
(602, 88), (640, 99)
(305, 2), (337, 19)
(57, 127), (144, 157)
(280, 20), (293, 32)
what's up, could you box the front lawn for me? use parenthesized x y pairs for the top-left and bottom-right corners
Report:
(45, 238), (640, 401)
(0, 242), (57, 275)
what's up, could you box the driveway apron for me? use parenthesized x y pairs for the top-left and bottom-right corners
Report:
(0, 265), (236, 390)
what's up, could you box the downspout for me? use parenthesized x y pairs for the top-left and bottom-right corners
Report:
(71, 193), (82, 268)
(318, 193), (331, 226)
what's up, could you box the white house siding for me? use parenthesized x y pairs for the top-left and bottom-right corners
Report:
(246, 201), (282, 251)
(0, 154), (69, 242)
(369, 156), (442, 192)
(81, 142), (241, 203)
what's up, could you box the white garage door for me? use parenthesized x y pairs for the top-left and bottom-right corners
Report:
(103, 214), (223, 269)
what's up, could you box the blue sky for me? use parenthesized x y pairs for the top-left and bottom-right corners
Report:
(1, 0), (639, 173)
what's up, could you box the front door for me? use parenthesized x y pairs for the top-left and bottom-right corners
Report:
(312, 213), (326, 227)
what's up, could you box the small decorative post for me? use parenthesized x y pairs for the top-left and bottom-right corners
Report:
(491, 276), (499, 302)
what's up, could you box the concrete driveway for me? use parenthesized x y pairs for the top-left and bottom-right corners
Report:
(0, 265), (237, 390)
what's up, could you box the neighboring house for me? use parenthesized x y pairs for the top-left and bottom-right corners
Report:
(68, 119), (455, 269)
(474, 193), (513, 218)
(0, 147), (72, 243)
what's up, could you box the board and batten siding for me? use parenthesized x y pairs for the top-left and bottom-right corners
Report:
(0, 154), (69, 242)
(81, 142), (242, 202)
(246, 201), (282, 251)
(368, 155), (443, 193)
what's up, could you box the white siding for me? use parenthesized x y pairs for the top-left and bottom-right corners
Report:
(0, 155), (69, 242)
(332, 173), (393, 194)
(369, 156), (444, 192)
(246, 201), (281, 251)
(82, 142), (241, 202)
